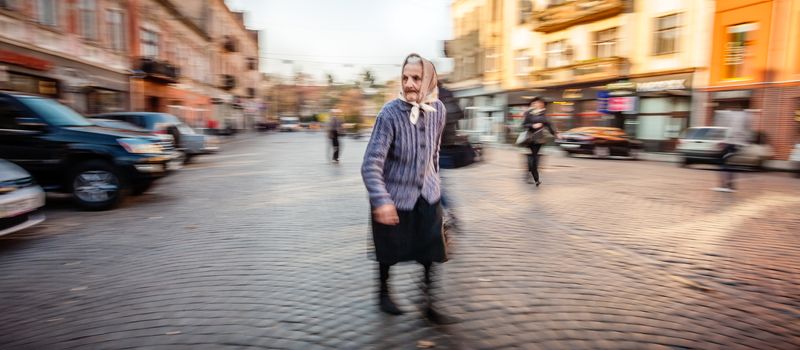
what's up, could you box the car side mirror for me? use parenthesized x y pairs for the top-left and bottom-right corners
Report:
(15, 117), (49, 131)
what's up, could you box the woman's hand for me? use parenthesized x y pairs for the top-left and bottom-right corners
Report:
(532, 122), (543, 129)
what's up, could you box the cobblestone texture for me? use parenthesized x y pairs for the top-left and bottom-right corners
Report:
(0, 132), (798, 349)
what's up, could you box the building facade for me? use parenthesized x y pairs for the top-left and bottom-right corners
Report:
(447, 0), (715, 151)
(705, 0), (800, 160)
(0, 0), (131, 114)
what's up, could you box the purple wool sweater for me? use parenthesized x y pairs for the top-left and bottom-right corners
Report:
(361, 98), (446, 211)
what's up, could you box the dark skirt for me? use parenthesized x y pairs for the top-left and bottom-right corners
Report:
(370, 197), (447, 265)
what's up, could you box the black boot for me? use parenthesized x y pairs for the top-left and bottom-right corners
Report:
(379, 292), (403, 315)
(420, 263), (458, 325)
(378, 263), (403, 315)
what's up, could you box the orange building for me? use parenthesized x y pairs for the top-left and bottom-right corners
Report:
(706, 0), (800, 160)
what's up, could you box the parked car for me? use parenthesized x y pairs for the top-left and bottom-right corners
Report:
(556, 127), (643, 158)
(676, 127), (773, 169)
(0, 159), (45, 237)
(279, 117), (300, 132)
(90, 112), (219, 163)
(0, 92), (180, 210)
(790, 143), (800, 178)
(91, 118), (177, 152)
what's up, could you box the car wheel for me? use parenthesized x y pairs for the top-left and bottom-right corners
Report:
(627, 148), (641, 160)
(593, 146), (610, 158)
(182, 151), (193, 165)
(565, 151), (575, 157)
(70, 160), (125, 211)
(680, 157), (691, 168)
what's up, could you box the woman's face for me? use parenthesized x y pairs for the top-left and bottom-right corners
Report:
(530, 100), (545, 110)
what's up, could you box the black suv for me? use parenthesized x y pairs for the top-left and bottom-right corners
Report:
(0, 92), (179, 210)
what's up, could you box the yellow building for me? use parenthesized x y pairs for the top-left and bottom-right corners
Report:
(447, 0), (715, 150)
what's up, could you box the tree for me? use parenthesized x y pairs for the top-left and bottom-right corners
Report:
(361, 69), (376, 88)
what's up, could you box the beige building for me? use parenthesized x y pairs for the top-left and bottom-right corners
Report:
(168, 0), (263, 128)
(447, 0), (715, 150)
(0, 0), (131, 114)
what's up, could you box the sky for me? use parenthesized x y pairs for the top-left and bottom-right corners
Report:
(225, 0), (453, 85)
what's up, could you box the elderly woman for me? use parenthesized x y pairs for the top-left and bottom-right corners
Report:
(361, 54), (452, 324)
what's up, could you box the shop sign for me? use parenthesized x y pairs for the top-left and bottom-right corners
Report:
(608, 96), (636, 112)
(636, 79), (686, 92)
(0, 50), (52, 71)
(712, 90), (752, 100)
(562, 89), (583, 99)
(606, 81), (635, 90)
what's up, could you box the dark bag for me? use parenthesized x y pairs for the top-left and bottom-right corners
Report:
(531, 128), (553, 144)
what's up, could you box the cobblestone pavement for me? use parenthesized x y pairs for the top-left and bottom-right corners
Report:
(0, 132), (798, 349)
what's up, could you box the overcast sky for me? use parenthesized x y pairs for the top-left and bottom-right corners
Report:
(225, 0), (453, 85)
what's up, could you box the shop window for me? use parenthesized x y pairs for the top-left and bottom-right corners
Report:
(594, 28), (617, 59)
(79, 0), (97, 40)
(725, 23), (758, 79)
(654, 14), (680, 55)
(106, 10), (125, 52)
(37, 0), (58, 27)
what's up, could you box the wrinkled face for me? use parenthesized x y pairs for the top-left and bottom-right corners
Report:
(402, 62), (423, 103)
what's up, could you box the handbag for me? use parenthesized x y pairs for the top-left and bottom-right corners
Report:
(531, 128), (553, 144)
(515, 130), (531, 147)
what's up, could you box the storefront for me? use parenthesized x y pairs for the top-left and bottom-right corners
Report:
(0, 42), (129, 114)
(630, 73), (694, 151)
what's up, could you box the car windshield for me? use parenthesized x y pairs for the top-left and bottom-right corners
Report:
(19, 97), (93, 127)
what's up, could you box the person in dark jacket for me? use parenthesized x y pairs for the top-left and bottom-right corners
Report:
(521, 96), (559, 186)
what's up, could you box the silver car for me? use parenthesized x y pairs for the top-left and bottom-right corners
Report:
(0, 159), (45, 237)
(90, 113), (219, 163)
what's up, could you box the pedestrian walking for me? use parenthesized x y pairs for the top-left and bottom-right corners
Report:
(361, 53), (454, 324)
(521, 97), (560, 186)
(328, 109), (343, 163)
(713, 142), (739, 192)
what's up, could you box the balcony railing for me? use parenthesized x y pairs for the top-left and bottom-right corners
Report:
(135, 57), (180, 83)
(534, 0), (626, 33)
(529, 56), (628, 85)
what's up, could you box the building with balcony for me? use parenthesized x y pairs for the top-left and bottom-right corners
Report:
(0, 0), (131, 114)
(704, 0), (800, 161)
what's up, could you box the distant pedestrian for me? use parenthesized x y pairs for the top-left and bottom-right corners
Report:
(361, 53), (454, 324)
(329, 109), (343, 163)
(713, 142), (739, 192)
(521, 97), (560, 186)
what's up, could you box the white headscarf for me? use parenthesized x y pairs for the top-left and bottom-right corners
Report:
(399, 54), (439, 125)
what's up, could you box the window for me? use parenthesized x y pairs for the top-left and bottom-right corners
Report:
(654, 14), (680, 55)
(79, 0), (97, 40)
(546, 40), (567, 68)
(519, 0), (533, 24)
(0, 97), (26, 130)
(725, 23), (758, 79)
(0, 0), (18, 11)
(485, 48), (499, 72)
(106, 10), (125, 52)
(140, 29), (159, 58)
(247, 57), (258, 71)
(514, 50), (531, 76)
(37, 0), (58, 27)
(594, 28), (617, 58)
